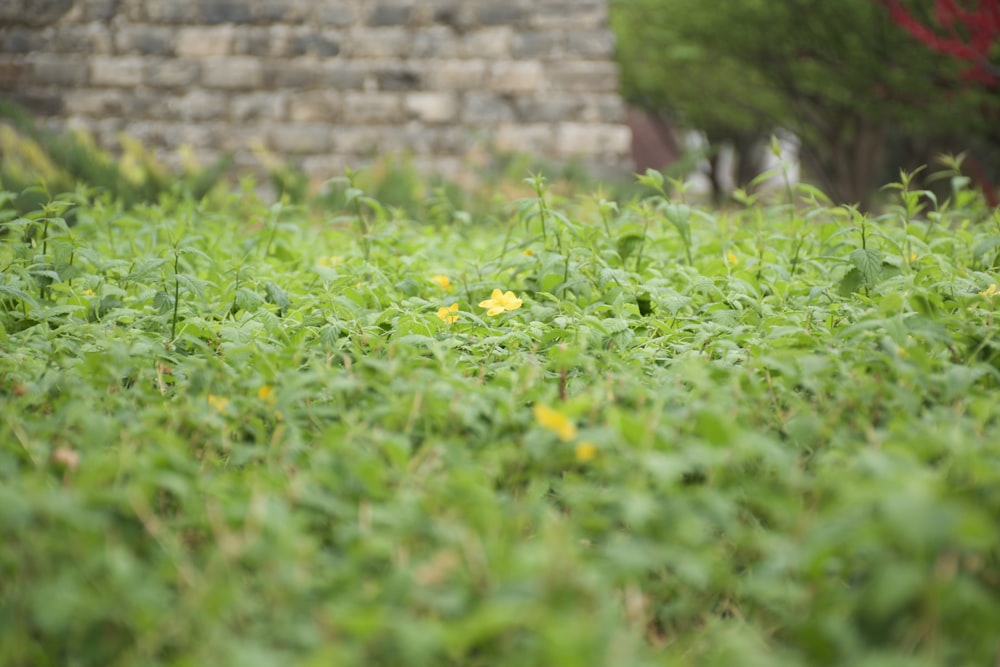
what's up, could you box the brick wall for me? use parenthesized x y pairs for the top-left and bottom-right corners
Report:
(0, 0), (631, 184)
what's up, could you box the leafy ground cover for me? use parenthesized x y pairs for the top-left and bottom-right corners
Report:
(2, 165), (1000, 666)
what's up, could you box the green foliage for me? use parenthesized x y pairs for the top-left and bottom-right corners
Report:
(0, 101), (231, 211)
(2, 167), (1000, 666)
(611, 0), (1000, 206)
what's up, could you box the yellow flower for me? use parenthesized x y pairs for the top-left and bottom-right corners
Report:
(523, 249), (534, 256)
(726, 251), (738, 265)
(436, 303), (459, 324)
(479, 288), (523, 316)
(317, 255), (343, 268)
(533, 403), (577, 442)
(979, 284), (998, 297)
(909, 252), (918, 262)
(82, 288), (96, 296)
(575, 441), (597, 463)
(207, 394), (229, 413)
(431, 275), (452, 291)
(258, 385), (277, 404)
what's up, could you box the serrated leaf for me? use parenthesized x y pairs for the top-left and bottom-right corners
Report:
(264, 281), (291, 315)
(849, 248), (883, 288)
(153, 290), (174, 314)
(617, 233), (644, 262)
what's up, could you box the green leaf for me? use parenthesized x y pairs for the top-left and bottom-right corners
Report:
(849, 248), (883, 288)
(264, 281), (291, 316)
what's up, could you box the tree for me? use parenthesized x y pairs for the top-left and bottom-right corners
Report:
(612, 0), (1000, 208)
(880, 0), (999, 85)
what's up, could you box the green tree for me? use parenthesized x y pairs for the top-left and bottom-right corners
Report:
(612, 0), (1000, 207)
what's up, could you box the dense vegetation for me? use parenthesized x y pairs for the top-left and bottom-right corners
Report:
(3, 151), (1000, 666)
(611, 0), (1000, 207)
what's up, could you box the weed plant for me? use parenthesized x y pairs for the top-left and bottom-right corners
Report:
(2, 163), (1000, 667)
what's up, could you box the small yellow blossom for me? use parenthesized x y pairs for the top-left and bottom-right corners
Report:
(431, 275), (453, 291)
(207, 394), (229, 413)
(436, 303), (459, 324)
(258, 385), (277, 404)
(479, 288), (523, 316)
(979, 284), (998, 297)
(533, 403), (577, 442)
(726, 251), (738, 265)
(523, 249), (534, 256)
(317, 255), (343, 268)
(82, 288), (96, 296)
(575, 441), (597, 463)
(909, 252), (918, 262)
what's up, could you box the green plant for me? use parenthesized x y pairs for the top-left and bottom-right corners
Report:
(2, 163), (1000, 666)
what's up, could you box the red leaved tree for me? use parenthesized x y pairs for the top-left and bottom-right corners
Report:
(880, 0), (1000, 204)
(880, 0), (999, 84)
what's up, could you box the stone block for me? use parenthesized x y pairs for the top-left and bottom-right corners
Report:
(7, 91), (64, 115)
(269, 123), (332, 154)
(411, 26), (460, 58)
(0, 0), (73, 27)
(257, 0), (312, 24)
(476, 3), (528, 26)
(555, 122), (631, 157)
(62, 88), (126, 116)
(231, 92), (287, 123)
(312, 1), (361, 28)
(0, 59), (26, 89)
(67, 0), (119, 22)
(566, 30), (616, 58)
(90, 55), (144, 87)
(320, 61), (368, 90)
(332, 125), (393, 155)
(370, 2), (413, 26)
(140, 1), (201, 24)
(52, 24), (113, 54)
(215, 125), (264, 154)
(513, 93), (583, 123)
(494, 122), (555, 155)
(283, 28), (342, 58)
(376, 66), (422, 91)
(146, 59), (201, 88)
(544, 61), (619, 93)
(231, 27), (272, 56)
(167, 89), (228, 122)
(342, 92), (402, 123)
(461, 27), (513, 59)
(404, 92), (456, 124)
(347, 27), (411, 58)
(26, 53), (89, 86)
(262, 59), (319, 88)
(287, 90), (339, 122)
(512, 31), (563, 60)
(530, 0), (606, 28)
(201, 57), (263, 89)
(2, 29), (36, 54)
(461, 91), (515, 124)
(423, 60), (487, 90)
(201, 0), (253, 24)
(176, 26), (233, 58)
(582, 94), (626, 123)
(489, 61), (545, 93)
(114, 25), (175, 56)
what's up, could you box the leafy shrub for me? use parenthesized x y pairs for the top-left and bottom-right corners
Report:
(2, 162), (1000, 666)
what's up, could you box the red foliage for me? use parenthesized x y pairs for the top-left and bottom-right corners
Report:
(880, 0), (1000, 85)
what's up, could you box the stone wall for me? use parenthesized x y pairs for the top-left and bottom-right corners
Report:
(0, 0), (631, 184)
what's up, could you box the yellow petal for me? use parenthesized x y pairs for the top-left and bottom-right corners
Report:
(533, 403), (577, 442)
(575, 441), (597, 463)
